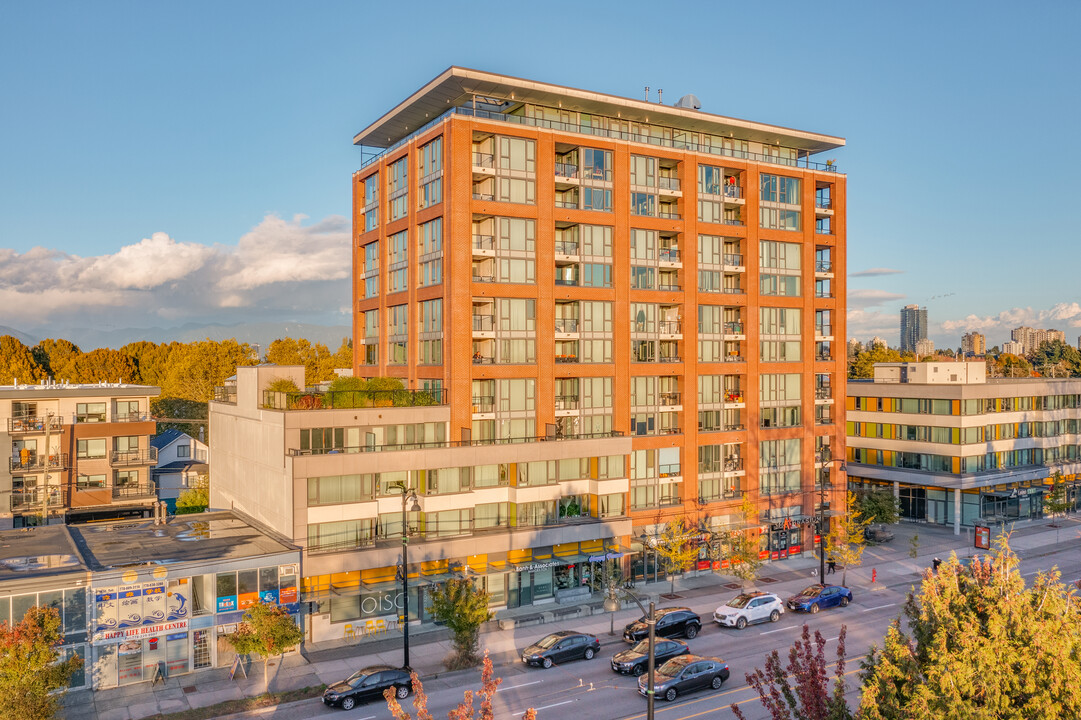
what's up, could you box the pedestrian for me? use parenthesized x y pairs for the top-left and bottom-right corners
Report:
(827, 558), (837, 575)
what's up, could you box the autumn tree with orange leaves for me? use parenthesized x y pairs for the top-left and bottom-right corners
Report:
(384, 650), (537, 720)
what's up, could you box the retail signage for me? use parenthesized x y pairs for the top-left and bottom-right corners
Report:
(95, 580), (178, 633)
(95, 619), (189, 644)
(217, 595), (237, 613)
(280, 584), (298, 604)
(974, 525), (991, 550)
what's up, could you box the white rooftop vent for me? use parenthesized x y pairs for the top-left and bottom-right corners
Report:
(674, 94), (701, 110)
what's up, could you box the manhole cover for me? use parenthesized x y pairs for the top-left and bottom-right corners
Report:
(723, 583), (741, 590)
(759, 577), (777, 584)
(183, 686), (197, 694)
(660, 593), (683, 600)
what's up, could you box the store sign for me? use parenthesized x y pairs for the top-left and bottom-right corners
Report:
(95, 619), (189, 644)
(217, 595), (237, 613)
(95, 580), (185, 633)
(280, 585), (298, 604)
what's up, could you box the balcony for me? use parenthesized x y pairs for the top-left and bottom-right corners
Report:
(472, 272), (495, 283)
(555, 354), (579, 364)
(659, 354), (682, 363)
(10, 453), (70, 472)
(472, 192), (495, 202)
(724, 355), (745, 363)
(724, 391), (744, 404)
(554, 241), (579, 257)
(724, 185), (744, 200)
(114, 412), (152, 423)
(658, 248), (680, 263)
(10, 488), (67, 512)
(657, 211), (681, 220)
(815, 261), (833, 273)
(472, 314), (495, 332)
(554, 162), (579, 179)
(659, 391), (682, 406)
(657, 281), (681, 292)
(472, 235), (495, 252)
(262, 387), (449, 410)
(815, 325), (833, 337)
(472, 152), (494, 169)
(472, 355), (494, 365)
(554, 276), (579, 287)
(723, 322), (744, 335)
(472, 395), (495, 413)
(815, 387), (833, 400)
(554, 318), (579, 333)
(111, 449), (159, 466)
(658, 321), (681, 335)
(722, 253), (744, 268)
(720, 218), (745, 227)
(555, 395), (580, 411)
(112, 482), (157, 500)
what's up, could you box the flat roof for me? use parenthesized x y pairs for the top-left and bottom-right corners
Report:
(0, 382), (160, 399)
(0, 525), (88, 584)
(354, 66), (845, 153)
(68, 511), (296, 572)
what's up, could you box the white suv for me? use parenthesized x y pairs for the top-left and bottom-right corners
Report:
(713, 592), (784, 629)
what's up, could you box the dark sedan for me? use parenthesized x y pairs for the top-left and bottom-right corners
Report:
(611, 638), (690, 676)
(637, 654), (730, 702)
(786, 584), (853, 613)
(521, 630), (601, 669)
(322, 665), (411, 710)
(623, 607), (701, 642)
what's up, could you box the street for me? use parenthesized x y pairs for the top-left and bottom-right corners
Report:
(247, 537), (1081, 720)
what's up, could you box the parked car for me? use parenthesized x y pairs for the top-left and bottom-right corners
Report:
(637, 654), (730, 702)
(322, 665), (412, 710)
(611, 638), (690, 676)
(864, 526), (895, 543)
(786, 584), (853, 613)
(713, 591), (784, 629)
(623, 607), (701, 642)
(521, 630), (601, 669)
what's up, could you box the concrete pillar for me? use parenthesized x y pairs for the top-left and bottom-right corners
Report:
(893, 481), (900, 500)
(954, 488), (962, 535)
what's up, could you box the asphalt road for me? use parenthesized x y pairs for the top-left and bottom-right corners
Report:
(265, 543), (1081, 720)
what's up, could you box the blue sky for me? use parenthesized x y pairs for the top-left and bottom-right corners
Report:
(1, 0), (1078, 349)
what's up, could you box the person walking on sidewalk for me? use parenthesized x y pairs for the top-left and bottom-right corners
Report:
(827, 558), (837, 575)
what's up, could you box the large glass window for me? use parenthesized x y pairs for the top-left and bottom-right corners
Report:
(418, 218), (442, 287)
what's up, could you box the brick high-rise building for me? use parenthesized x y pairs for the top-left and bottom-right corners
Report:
(344, 67), (846, 597)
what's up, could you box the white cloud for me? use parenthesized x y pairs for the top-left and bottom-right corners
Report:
(847, 288), (906, 310)
(941, 303), (1081, 335)
(0, 214), (350, 327)
(849, 267), (905, 278)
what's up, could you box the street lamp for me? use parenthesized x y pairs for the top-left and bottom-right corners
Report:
(604, 589), (656, 720)
(818, 459), (846, 580)
(393, 482), (422, 668)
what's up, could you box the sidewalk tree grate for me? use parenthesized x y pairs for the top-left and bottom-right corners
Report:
(183, 686), (198, 693)
(723, 583), (742, 590)
(759, 577), (777, 584)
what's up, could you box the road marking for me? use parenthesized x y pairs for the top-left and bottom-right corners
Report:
(861, 603), (897, 612)
(498, 680), (543, 692)
(826, 636), (839, 642)
(514, 700), (574, 716)
(760, 625), (800, 635)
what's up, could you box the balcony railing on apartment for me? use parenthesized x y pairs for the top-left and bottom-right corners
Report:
(10, 489), (68, 512)
(724, 322), (744, 334)
(10, 453), (70, 473)
(288, 430), (625, 457)
(472, 152), (494, 168)
(554, 162), (578, 178)
(111, 449), (158, 466)
(658, 177), (681, 191)
(262, 388), (448, 411)
(816, 198), (833, 210)
(816, 325), (833, 336)
(657, 282), (681, 291)
(815, 387), (833, 400)
(555, 354), (579, 363)
(471, 395), (495, 413)
(472, 235), (494, 251)
(472, 272), (495, 283)
(554, 240), (579, 256)
(112, 482), (157, 500)
(659, 248), (680, 262)
(722, 253), (744, 266)
(214, 386), (238, 404)
(555, 394), (580, 410)
(815, 261), (833, 272)
(472, 314), (495, 331)
(554, 318), (579, 332)
(657, 211), (681, 220)
(360, 106), (840, 174)
(472, 192), (495, 201)
(7, 416), (65, 433)
(658, 321), (681, 334)
(659, 391), (682, 406)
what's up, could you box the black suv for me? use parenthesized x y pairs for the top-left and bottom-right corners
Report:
(623, 607), (701, 643)
(521, 630), (601, 669)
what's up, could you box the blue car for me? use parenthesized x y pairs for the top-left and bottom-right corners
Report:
(785, 584), (852, 614)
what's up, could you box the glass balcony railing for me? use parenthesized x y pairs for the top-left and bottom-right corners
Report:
(472, 152), (494, 168)
(472, 314), (494, 331)
(472, 235), (494, 251)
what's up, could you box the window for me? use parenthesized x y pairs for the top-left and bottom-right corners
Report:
(388, 230), (408, 293)
(388, 305), (408, 365)
(418, 299), (442, 365)
(760, 240), (801, 297)
(388, 157), (408, 221)
(76, 403), (106, 423)
(418, 218), (442, 287)
(77, 474), (106, 488)
(581, 148), (612, 181)
(361, 310), (378, 365)
(760, 174), (801, 231)
(115, 400), (139, 421)
(418, 137), (442, 209)
(581, 186), (612, 211)
(77, 438), (106, 459)
(114, 469), (138, 487)
(307, 474), (375, 505)
(363, 174), (379, 231)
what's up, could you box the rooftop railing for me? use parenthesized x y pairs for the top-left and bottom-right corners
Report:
(262, 388), (448, 411)
(288, 430), (625, 457)
(357, 106), (841, 174)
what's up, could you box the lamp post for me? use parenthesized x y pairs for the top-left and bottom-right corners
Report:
(394, 482), (422, 668)
(604, 589), (656, 720)
(818, 459), (846, 580)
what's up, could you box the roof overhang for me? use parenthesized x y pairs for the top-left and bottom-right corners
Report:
(354, 66), (845, 154)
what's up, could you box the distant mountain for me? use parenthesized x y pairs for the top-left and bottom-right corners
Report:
(15, 321), (353, 352)
(0, 325), (39, 346)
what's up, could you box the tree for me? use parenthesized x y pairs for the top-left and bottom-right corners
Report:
(265, 337), (338, 386)
(426, 578), (493, 669)
(151, 396), (208, 441)
(30, 338), (80, 378)
(175, 476), (209, 514)
(162, 339), (257, 402)
(1044, 472), (1072, 542)
(731, 624), (852, 720)
(121, 340), (181, 386)
(858, 535), (1081, 719)
(225, 602), (304, 690)
(825, 492), (870, 587)
(0, 606), (83, 720)
(720, 496), (766, 590)
(908, 533), (920, 560)
(1029, 339), (1081, 377)
(384, 650), (536, 720)
(653, 517), (701, 595)
(848, 344), (903, 379)
(0, 335), (46, 384)
(52, 348), (136, 384)
(855, 489), (899, 527)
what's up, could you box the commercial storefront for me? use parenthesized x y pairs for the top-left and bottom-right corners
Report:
(304, 538), (624, 644)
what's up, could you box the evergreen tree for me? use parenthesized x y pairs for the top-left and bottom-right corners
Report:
(859, 536), (1081, 719)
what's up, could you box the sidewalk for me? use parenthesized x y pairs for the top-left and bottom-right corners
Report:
(65, 514), (1081, 720)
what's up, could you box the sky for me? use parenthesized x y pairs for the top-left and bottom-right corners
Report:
(1, 0), (1079, 350)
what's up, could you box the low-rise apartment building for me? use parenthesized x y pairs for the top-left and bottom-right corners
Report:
(1, 380), (161, 529)
(210, 365), (632, 643)
(846, 362), (1081, 533)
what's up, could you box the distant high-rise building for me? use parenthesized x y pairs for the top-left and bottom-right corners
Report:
(899, 304), (927, 353)
(915, 338), (935, 357)
(1010, 326), (1066, 355)
(961, 331), (986, 356)
(870, 336), (887, 349)
(1002, 341), (1024, 356)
